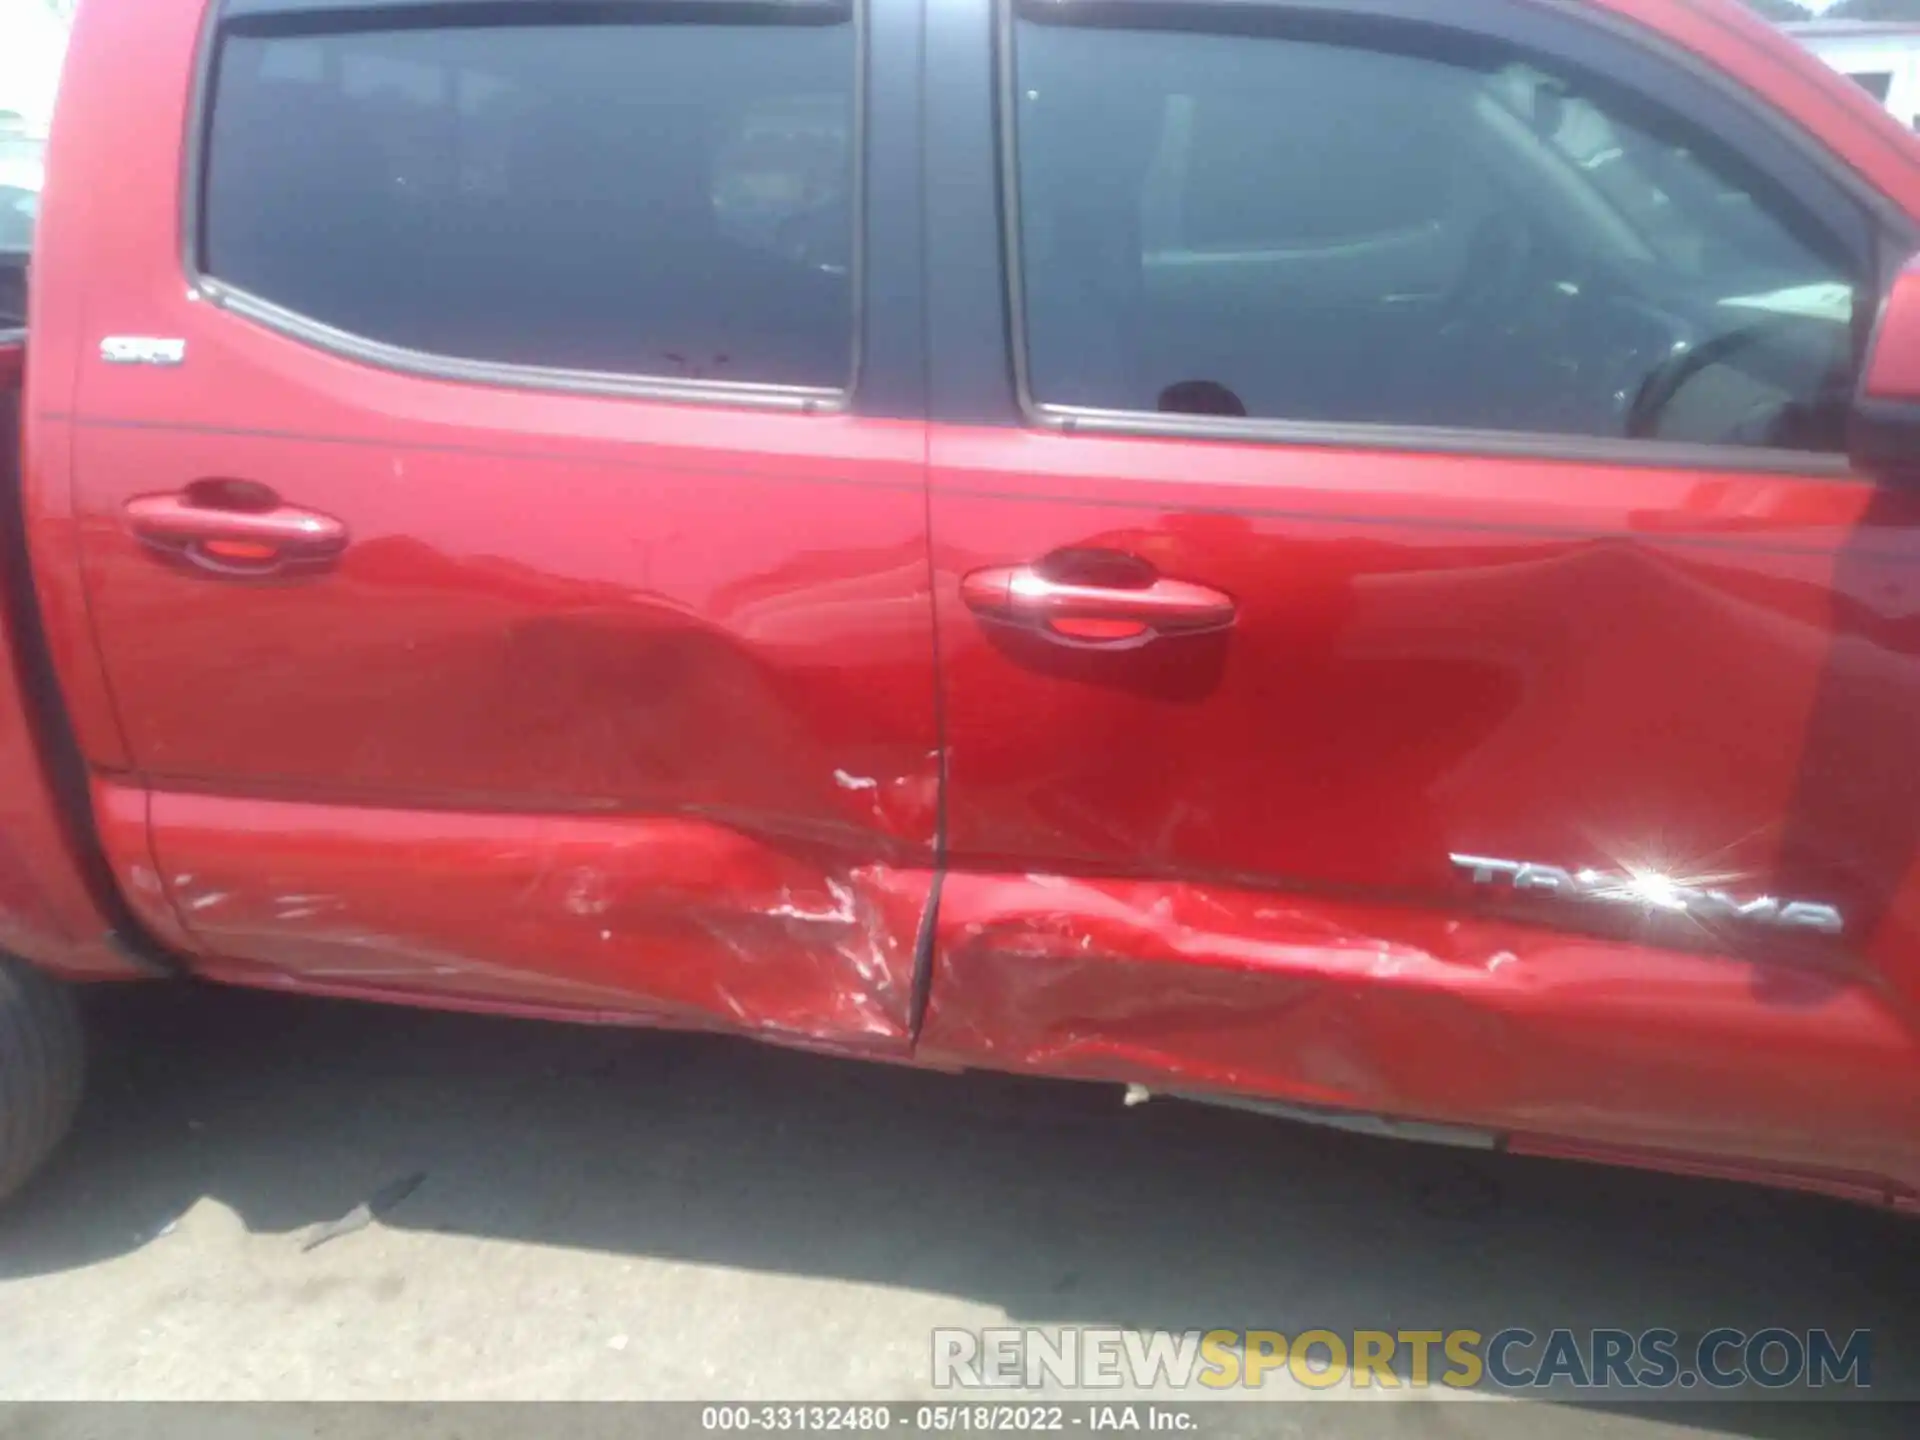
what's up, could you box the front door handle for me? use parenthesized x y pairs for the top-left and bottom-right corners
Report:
(961, 564), (1236, 645)
(126, 481), (349, 577)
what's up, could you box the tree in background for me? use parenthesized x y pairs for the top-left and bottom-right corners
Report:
(1747, 0), (1814, 18)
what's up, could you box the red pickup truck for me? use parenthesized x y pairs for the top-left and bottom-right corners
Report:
(6, 0), (1920, 1211)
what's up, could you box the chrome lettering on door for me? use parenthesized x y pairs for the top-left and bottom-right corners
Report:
(99, 337), (186, 366)
(1449, 854), (1845, 935)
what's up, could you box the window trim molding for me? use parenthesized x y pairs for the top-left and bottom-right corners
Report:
(178, 0), (867, 414)
(994, 0), (1911, 475)
(1026, 403), (1858, 477)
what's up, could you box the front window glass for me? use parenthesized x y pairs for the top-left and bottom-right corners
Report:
(1014, 16), (1863, 452)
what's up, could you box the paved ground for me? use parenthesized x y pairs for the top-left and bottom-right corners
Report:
(0, 983), (1915, 1437)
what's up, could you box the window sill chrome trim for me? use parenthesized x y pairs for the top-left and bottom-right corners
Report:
(224, 0), (853, 18)
(1028, 402), (1859, 479)
(191, 278), (851, 414)
(0, 327), (24, 348)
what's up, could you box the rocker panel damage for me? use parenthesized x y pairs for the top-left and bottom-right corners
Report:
(140, 789), (935, 1053)
(917, 871), (1920, 1192)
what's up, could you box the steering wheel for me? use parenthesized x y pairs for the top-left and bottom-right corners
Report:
(1624, 316), (1801, 441)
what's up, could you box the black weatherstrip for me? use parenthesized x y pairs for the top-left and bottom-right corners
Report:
(907, 869), (943, 1041)
(852, 0), (929, 419)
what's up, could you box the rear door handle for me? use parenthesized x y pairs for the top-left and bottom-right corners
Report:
(961, 564), (1236, 644)
(125, 481), (349, 577)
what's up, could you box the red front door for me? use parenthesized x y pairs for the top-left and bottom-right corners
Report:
(42, 0), (939, 1048)
(920, 0), (1920, 1189)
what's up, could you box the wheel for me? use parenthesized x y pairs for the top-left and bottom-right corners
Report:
(0, 956), (84, 1202)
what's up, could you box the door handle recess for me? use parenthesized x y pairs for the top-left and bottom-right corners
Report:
(961, 564), (1236, 645)
(125, 482), (348, 577)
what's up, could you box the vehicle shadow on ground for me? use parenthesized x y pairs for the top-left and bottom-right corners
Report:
(1, 983), (1916, 1434)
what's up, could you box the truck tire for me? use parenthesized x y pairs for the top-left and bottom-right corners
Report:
(0, 956), (84, 1202)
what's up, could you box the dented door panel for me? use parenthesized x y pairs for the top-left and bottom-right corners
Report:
(157, 794), (932, 1048)
(923, 424), (1920, 1192)
(47, 0), (942, 1048)
(70, 377), (941, 1046)
(920, 871), (1920, 1196)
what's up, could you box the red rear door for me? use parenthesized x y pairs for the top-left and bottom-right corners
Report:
(39, 0), (938, 1048)
(920, 0), (1920, 1187)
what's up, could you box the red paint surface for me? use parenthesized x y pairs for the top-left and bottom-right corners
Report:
(921, 425), (1920, 1205)
(929, 428), (1882, 900)
(151, 791), (932, 1049)
(32, 0), (942, 1044)
(1867, 256), (1920, 402)
(70, 389), (943, 1041)
(0, 347), (146, 979)
(919, 872), (1920, 1197)
(90, 778), (194, 957)
(905, 0), (1920, 1211)
(14, 0), (1920, 1206)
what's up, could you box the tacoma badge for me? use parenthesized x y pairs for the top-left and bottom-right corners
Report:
(1450, 854), (1844, 935)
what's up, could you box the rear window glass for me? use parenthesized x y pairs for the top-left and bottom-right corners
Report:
(200, 13), (857, 389)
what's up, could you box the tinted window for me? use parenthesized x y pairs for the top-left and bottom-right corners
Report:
(0, 130), (41, 264)
(202, 13), (856, 388)
(1014, 17), (1862, 451)
(1847, 71), (1895, 103)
